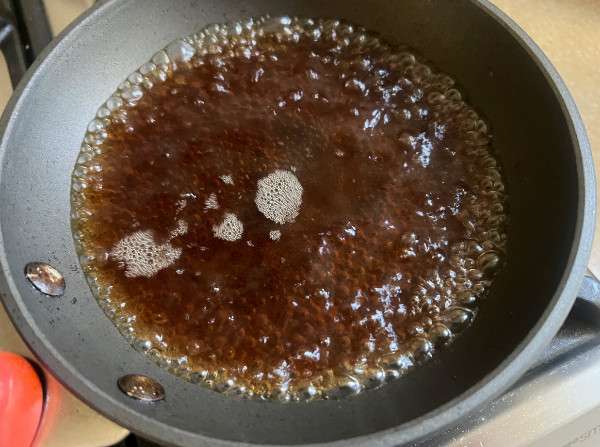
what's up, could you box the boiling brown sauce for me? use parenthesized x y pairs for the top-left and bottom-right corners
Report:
(72, 17), (507, 399)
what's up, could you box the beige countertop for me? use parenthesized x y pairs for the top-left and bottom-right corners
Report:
(492, 0), (600, 276)
(0, 1), (598, 446)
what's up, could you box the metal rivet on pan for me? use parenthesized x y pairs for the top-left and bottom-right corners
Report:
(118, 374), (165, 402)
(25, 262), (66, 297)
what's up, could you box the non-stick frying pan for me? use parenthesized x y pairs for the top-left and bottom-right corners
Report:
(0, 0), (596, 445)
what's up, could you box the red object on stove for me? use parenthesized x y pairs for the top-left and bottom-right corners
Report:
(0, 352), (44, 447)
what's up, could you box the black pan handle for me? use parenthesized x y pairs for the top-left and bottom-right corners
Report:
(0, 9), (26, 87)
(573, 275), (600, 325)
(531, 275), (600, 370)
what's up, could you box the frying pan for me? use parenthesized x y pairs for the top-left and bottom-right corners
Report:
(0, 0), (596, 445)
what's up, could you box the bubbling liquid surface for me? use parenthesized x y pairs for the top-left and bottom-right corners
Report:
(71, 16), (507, 400)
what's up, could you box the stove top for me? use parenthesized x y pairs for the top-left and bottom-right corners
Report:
(1, 1), (599, 446)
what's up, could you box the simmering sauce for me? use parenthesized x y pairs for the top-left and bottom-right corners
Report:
(71, 16), (507, 400)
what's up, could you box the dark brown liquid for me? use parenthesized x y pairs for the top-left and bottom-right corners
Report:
(73, 18), (506, 398)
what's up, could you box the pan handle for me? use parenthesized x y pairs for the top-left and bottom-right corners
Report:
(0, 10), (27, 87)
(573, 275), (600, 325)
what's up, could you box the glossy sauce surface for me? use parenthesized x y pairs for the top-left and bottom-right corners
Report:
(72, 17), (507, 399)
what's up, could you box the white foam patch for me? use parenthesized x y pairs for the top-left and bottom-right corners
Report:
(213, 213), (244, 241)
(220, 174), (234, 185)
(205, 193), (219, 210)
(110, 231), (182, 278)
(269, 230), (281, 241)
(255, 170), (303, 224)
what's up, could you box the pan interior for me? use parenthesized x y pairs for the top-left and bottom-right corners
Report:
(70, 15), (507, 403)
(0, 0), (581, 445)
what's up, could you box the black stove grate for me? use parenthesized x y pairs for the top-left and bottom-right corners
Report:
(0, 0), (51, 85)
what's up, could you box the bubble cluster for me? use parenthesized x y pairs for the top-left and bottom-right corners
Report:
(255, 170), (303, 224)
(71, 15), (508, 401)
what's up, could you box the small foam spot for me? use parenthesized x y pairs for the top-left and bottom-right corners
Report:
(269, 230), (281, 241)
(205, 193), (219, 210)
(213, 213), (244, 241)
(255, 170), (303, 224)
(175, 199), (187, 212)
(169, 219), (188, 238)
(110, 230), (181, 278)
(220, 174), (234, 185)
